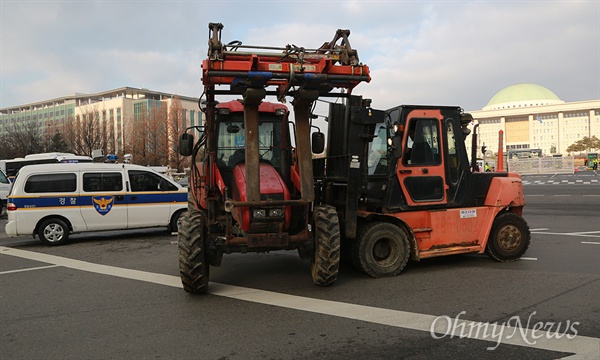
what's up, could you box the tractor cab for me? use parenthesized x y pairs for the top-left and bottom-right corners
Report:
(212, 100), (293, 234)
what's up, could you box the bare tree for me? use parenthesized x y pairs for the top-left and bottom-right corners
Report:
(61, 107), (112, 157)
(2, 118), (45, 157)
(123, 102), (169, 166)
(167, 96), (189, 171)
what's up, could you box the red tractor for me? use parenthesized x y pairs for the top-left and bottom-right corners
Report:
(177, 23), (370, 294)
(314, 96), (531, 277)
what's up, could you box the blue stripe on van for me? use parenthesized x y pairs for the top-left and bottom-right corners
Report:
(9, 192), (187, 209)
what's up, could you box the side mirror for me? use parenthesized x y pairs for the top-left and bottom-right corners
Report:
(179, 133), (194, 156)
(312, 132), (325, 154)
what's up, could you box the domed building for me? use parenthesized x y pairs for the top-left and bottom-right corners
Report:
(483, 84), (564, 111)
(469, 83), (599, 156)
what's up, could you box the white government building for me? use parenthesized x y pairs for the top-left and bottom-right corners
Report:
(469, 83), (600, 157)
(0, 87), (200, 155)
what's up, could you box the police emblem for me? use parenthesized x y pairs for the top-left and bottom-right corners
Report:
(92, 196), (114, 215)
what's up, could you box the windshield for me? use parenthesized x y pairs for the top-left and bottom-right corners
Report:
(0, 169), (8, 184)
(367, 123), (388, 175)
(216, 113), (283, 169)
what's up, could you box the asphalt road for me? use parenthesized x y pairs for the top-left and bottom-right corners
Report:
(0, 172), (599, 360)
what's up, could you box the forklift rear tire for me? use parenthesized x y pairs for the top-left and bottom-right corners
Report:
(178, 210), (210, 294)
(485, 212), (531, 262)
(311, 205), (341, 286)
(352, 222), (410, 278)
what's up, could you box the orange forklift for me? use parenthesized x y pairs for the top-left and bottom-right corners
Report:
(314, 96), (531, 277)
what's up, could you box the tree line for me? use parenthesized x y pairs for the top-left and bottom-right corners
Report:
(0, 97), (192, 171)
(566, 136), (600, 155)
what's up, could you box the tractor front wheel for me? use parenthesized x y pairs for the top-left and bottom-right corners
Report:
(178, 210), (210, 294)
(311, 205), (341, 286)
(485, 212), (531, 262)
(352, 222), (410, 278)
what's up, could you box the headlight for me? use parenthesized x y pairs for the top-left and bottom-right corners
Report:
(252, 209), (266, 218)
(275, 108), (287, 116)
(269, 208), (284, 217)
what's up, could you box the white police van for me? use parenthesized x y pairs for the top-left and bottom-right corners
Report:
(5, 163), (188, 245)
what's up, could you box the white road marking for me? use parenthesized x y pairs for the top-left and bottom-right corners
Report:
(530, 228), (549, 231)
(531, 231), (600, 238)
(519, 257), (538, 261)
(0, 246), (598, 358)
(570, 231), (600, 235)
(581, 242), (600, 245)
(0, 264), (60, 275)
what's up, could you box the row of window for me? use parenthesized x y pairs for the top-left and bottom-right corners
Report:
(564, 112), (590, 118)
(506, 144), (531, 150)
(24, 170), (177, 194)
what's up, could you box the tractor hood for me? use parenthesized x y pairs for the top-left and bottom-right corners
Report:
(231, 163), (291, 232)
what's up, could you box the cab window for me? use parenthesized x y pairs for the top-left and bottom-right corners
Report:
(216, 114), (282, 169)
(368, 124), (388, 175)
(404, 118), (441, 166)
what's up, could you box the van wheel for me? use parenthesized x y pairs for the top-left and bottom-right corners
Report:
(178, 210), (209, 294)
(486, 212), (530, 262)
(38, 218), (70, 246)
(311, 205), (341, 286)
(352, 222), (410, 278)
(169, 210), (184, 232)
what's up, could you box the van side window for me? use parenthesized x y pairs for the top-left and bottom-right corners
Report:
(24, 173), (77, 193)
(128, 170), (177, 192)
(83, 172), (123, 192)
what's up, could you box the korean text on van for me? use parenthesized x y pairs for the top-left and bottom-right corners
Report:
(5, 163), (188, 245)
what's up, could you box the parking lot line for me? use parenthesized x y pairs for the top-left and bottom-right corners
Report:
(0, 264), (60, 275)
(1, 246), (598, 358)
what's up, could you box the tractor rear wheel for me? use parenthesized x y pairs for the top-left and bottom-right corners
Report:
(178, 210), (210, 294)
(311, 205), (341, 286)
(352, 222), (410, 278)
(485, 212), (530, 262)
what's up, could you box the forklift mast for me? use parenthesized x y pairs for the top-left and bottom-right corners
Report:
(199, 22), (371, 209)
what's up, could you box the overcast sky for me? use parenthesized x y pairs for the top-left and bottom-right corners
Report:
(1, 0), (598, 113)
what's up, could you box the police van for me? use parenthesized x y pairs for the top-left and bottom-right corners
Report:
(5, 163), (188, 245)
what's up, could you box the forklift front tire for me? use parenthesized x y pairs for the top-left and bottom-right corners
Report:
(352, 222), (410, 278)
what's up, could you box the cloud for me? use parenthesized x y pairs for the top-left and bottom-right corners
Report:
(1, 0), (598, 112)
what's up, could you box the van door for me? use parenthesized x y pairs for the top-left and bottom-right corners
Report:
(80, 171), (128, 231)
(126, 169), (171, 228)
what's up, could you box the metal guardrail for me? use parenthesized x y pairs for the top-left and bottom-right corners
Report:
(507, 157), (575, 175)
